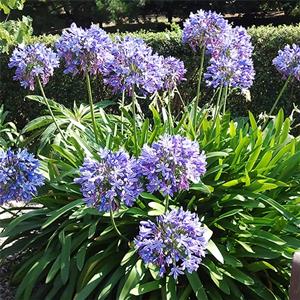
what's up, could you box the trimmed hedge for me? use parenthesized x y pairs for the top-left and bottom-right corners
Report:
(2, 24), (300, 127)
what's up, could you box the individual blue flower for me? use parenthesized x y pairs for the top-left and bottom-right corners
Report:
(105, 36), (166, 95)
(182, 9), (230, 53)
(0, 149), (45, 204)
(75, 149), (143, 212)
(163, 56), (186, 91)
(8, 43), (59, 90)
(55, 23), (113, 76)
(273, 44), (300, 81)
(204, 26), (255, 90)
(135, 207), (210, 279)
(138, 135), (207, 197)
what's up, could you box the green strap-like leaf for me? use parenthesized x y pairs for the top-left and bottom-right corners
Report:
(186, 272), (208, 300)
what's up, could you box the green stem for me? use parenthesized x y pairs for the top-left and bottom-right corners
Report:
(222, 85), (229, 114)
(165, 195), (170, 213)
(269, 76), (291, 117)
(167, 92), (173, 134)
(109, 207), (129, 242)
(213, 87), (223, 123)
(131, 91), (139, 156)
(37, 77), (67, 143)
(121, 91), (125, 135)
(86, 73), (99, 143)
(193, 46), (206, 129)
(263, 76), (292, 130)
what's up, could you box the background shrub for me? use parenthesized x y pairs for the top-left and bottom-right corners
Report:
(2, 24), (300, 127)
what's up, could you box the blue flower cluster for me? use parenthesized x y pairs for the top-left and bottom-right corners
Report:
(138, 135), (207, 197)
(55, 23), (113, 76)
(273, 44), (300, 81)
(8, 43), (59, 90)
(135, 207), (209, 279)
(104, 36), (165, 95)
(162, 56), (186, 91)
(183, 10), (255, 90)
(0, 149), (45, 204)
(204, 26), (255, 90)
(74, 149), (143, 212)
(182, 10), (229, 53)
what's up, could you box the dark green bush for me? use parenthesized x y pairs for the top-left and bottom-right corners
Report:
(2, 24), (300, 127)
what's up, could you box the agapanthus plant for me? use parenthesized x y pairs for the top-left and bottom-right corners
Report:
(0, 148), (45, 204)
(138, 135), (207, 197)
(55, 23), (113, 76)
(8, 43), (59, 90)
(265, 43), (300, 117)
(135, 207), (210, 279)
(56, 23), (114, 142)
(75, 149), (143, 212)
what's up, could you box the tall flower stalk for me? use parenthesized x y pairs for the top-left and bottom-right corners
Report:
(194, 46), (206, 128)
(37, 77), (68, 143)
(85, 73), (99, 143)
(268, 76), (292, 117)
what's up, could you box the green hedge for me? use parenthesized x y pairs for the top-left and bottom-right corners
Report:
(2, 24), (300, 127)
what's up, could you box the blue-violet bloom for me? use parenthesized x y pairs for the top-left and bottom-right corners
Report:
(55, 23), (113, 76)
(0, 148), (45, 204)
(204, 26), (255, 90)
(273, 44), (300, 81)
(163, 56), (186, 91)
(182, 9), (230, 53)
(75, 149), (143, 212)
(138, 135), (207, 196)
(135, 207), (210, 279)
(105, 36), (166, 95)
(8, 43), (59, 90)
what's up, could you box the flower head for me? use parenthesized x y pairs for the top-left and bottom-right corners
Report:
(55, 23), (113, 76)
(75, 149), (143, 212)
(8, 43), (59, 90)
(162, 56), (186, 91)
(273, 44), (300, 80)
(204, 26), (255, 90)
(135, 207), (210, 279)
(105, 36), (166, 95)
(0, 149), (45, 204)
(182, 9), (230, 53)
(138, 135), (206, 196)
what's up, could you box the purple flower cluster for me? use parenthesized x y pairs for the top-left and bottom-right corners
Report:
(138, 135), (207, 197)
(273, 44), (300, 80)
(8, 43), (59, 90)
(204, 26), (255, 90)
(104, 36), (165, 95)
(0, 149), (45, 204)
(135, 207), (209, 279)
(182, 10), (230, 53)
(75, 149), (143, 212)
(55, 23), (113, 76)
(162, 56), (186, 91)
